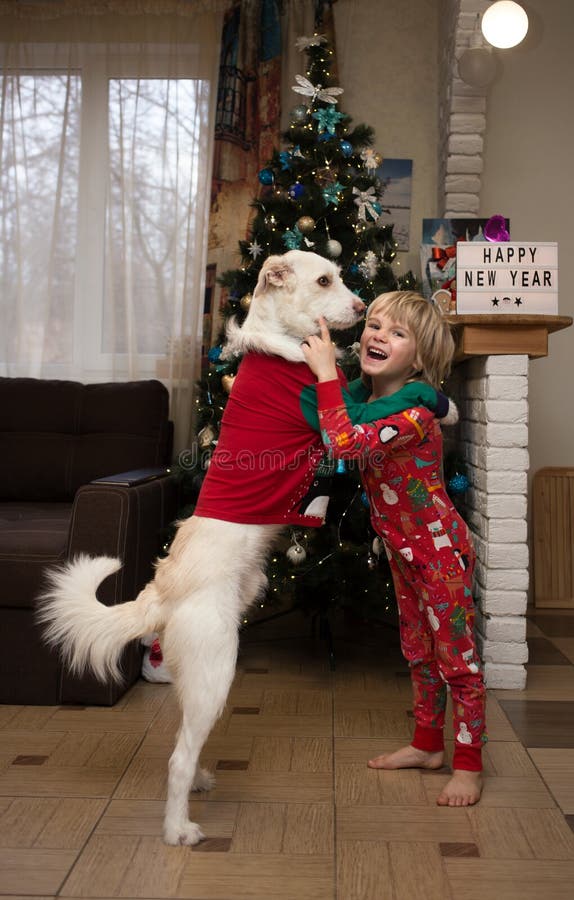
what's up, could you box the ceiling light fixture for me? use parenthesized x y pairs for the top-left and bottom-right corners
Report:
(458, 15), (497, 88)
(481, 1), (529, 50)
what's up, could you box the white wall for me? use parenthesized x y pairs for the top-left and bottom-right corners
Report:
(480, 0), (574, 474)
(334, 0), (439, 278)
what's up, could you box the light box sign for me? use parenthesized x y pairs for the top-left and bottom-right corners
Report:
(455, 242), (558, 314)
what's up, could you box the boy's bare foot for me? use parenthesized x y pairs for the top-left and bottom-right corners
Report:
(367, 744), (445, 770)
(436, 769), (482, 807)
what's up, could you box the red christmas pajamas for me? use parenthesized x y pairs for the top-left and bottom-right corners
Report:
(316, 379), (487, 771)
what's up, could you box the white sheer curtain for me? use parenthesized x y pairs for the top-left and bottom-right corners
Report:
(0, 3), (224, 451)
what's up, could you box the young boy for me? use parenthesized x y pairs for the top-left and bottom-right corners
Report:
(302, 291), (486, 807)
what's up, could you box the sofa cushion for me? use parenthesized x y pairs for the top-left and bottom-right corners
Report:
(0, 378), (172, 501)
(0, 502), (72, 608)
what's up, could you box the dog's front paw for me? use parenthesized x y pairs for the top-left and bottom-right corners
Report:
(192, 767), (216, 792)
(163, 820), (206, 846)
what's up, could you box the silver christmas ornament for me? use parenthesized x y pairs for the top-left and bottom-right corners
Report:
(326, 239), (342, 258)
(286, 543), (307, 565)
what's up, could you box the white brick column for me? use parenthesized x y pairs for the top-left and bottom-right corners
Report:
(438, 1), (530, 689)
(438, 0), (491, 217)
(447, 355), (529, 689)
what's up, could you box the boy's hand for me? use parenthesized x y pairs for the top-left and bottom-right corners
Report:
(301, 317), (339, 382)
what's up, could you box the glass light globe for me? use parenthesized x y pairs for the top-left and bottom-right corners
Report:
(458, 48), (497, 87)
(481, 1), (529, 49)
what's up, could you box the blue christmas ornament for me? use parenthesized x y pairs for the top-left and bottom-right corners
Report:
(258, 168), (274, 185)
(207, 345), (223, 363)
(282, 225), (303, 250)
(336, 459), (346, 474)
(448, 473), (470, 494)
(288, 182), (305, 200)
(361, 490), (370, 508)
(340, 140), (353, 157)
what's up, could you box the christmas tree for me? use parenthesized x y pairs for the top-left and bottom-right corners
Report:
(178, 34), (417, 629)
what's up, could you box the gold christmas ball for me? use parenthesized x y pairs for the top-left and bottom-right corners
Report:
(296, 215), (315, 234)
(374, 152), (383, 166)
(240, 292), (252, 310)
(221, 374), (236, 394)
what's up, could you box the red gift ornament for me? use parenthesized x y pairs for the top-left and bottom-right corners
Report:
(431, 245), (456, 270)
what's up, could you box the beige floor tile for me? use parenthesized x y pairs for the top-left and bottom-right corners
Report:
(0, 846), (78, 895)
(482, 740), (539, 776)
(116, 836), (190, 897)
(337, 840), (393, 900)
(0, 730), (64, 757)
(225, 713), (331, 738)
(210, 771), (332, 803)
(467, 806), (533, 858)
(390, 841), (453, 900)
(337, 805), (473, 843)
(246, 735), (293, 772)
(60, 835), (141, 897)
(283, 802), (333, 855)
(290, 737), (333, 772)
(113, 756), (169, 801)
(336, 762), (428, 806)
(0, 796), (106, 849)
(231, 801), (286, 853)
(528, 748), (574, 814)
(95, 798), (237, 839)
(0, 765), (124, 798)
(493, 665), (574, 700)
(518, 807), (574, 858)
(177, 854), (334, 900)
(445, 858), (574, 900)
(552, 637), (574, 663)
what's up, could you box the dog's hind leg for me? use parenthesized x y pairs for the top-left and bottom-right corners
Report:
(161, 604), (239, 846)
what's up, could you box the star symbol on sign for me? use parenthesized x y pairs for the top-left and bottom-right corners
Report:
(491, 296), (500, 307)
(514, 296), (523, 306)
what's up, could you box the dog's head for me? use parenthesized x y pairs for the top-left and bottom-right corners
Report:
(221, 250), (366, 362)
(252, 250), (365, 338)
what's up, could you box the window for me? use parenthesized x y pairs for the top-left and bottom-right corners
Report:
(0, 42), (214, 380)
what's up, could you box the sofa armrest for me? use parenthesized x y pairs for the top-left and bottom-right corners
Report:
(67, 473), (179, 606)
(58, 473), (179, 704)
(91, 466), (171, 487)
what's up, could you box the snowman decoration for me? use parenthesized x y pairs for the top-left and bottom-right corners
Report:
(457, 721), (472, 744)
(462, 648), (479, 674)
(381, 483), (399, 505)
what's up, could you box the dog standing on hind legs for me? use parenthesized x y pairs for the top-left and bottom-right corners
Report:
(38, 249), (366, 846)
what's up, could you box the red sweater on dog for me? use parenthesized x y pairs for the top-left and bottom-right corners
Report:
(194, 353), (334, 526)
(193, 352), (447, 528)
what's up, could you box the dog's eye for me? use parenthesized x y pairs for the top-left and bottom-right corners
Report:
(317, 275), (331, 287)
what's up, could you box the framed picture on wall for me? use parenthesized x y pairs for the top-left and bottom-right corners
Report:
(376, 158), (413, 251)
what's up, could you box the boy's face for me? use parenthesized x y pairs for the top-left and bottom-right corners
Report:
(360, 310), (420, 395)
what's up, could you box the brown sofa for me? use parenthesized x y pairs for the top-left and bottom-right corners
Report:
(0, 377), (179, 706)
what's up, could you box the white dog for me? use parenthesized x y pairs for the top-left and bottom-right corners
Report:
(38, 250), (366, 846)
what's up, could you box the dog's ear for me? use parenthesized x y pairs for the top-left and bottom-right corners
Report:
(254, 256), (296, 296)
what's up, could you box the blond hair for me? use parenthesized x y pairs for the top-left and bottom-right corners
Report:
(365, 291), (455, 389)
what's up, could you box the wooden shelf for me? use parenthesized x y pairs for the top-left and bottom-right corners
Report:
(444, 313), (572, 360)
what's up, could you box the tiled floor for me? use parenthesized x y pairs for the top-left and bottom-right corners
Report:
(0, 606), (573, 899)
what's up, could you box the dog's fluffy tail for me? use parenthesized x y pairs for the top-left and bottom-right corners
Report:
(37, 555), (158, 684)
